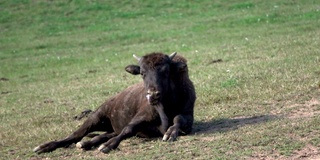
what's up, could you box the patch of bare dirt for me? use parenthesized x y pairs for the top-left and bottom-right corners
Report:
(250, 90), (320, 159)
(270, 97), (320, 119)
(249, 144), (320, 160)
(286, 98), (320, 119)
(291, 144), (320, 160)
(269, 85), (320, 119)
(249, 150), (285, 160)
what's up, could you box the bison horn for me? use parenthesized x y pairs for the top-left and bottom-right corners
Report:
(169, 52), (177, 60)
(133, 54), (141, 61)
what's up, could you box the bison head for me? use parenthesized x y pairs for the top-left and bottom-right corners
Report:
(125, 52), (186, 106)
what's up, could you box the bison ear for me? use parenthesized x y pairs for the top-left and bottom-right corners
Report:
(176, 62), (187, 72)
(125, 65), (140, 75)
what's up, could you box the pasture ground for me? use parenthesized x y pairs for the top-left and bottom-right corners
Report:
(1, 0), (320, 159)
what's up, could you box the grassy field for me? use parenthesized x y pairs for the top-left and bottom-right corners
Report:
(1, 0), (320, 159)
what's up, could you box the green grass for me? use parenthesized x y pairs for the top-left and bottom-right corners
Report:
(1, 0), (320, 159)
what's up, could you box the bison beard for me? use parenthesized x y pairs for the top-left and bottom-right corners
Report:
(33, 52), (196, 154)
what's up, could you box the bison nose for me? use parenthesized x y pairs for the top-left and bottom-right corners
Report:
(153, 91), (160, 98)
(146, 89), (161, 105)
(147, 90), (160, 98)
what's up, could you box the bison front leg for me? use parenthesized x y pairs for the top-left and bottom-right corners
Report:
(76, 132), (117, 150)
(162, 114), (193, 141)
(97, 118), (144, 153)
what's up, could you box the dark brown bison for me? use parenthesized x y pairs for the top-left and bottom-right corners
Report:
(33, 52), (196, 154)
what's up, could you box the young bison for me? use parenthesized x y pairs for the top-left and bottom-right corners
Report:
(34, 52), (196, 154)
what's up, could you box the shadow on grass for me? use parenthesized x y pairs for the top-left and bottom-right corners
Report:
(192, 115), (278, 134)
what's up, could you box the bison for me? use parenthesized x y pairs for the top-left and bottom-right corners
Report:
(33, 52), (196, 154)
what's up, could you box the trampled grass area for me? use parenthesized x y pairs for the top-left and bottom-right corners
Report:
(1, 0), (319, 159)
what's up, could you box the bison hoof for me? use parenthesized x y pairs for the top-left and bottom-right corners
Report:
(162, 134), (176, 142)
(162, 126), (179, 142)
(33, 141), (58, 154)
(162, 134), (169, 141)
(33, 146), (41, 153)
(76, 142), (84, 148)
(76, 141), (92, 150)
(98, 144), (112, 153)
